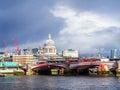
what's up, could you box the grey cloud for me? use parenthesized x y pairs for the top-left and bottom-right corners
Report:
(0, 0), (64, 48)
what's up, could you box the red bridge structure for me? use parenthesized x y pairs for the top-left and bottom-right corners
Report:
(70, 61), (117, 69)
(29, 58), (118, 75)
(31, 63), (65, 71)
(31, 61), (66, 75)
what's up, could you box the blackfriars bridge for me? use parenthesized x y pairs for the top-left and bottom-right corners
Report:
(29, 60), (118, 75)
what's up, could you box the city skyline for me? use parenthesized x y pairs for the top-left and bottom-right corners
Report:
(0, 0), (120, 55)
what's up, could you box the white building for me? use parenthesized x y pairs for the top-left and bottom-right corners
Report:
(100, 58), (109, 62)
(43, 33), (57, 56)
(62, 49), (79, 58)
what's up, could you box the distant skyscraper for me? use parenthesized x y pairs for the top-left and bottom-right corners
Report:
(110, 49), (118, 59)
(118, 49), (120, 58)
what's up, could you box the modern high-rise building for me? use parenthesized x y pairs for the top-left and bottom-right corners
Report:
(110, 49), (119, 59)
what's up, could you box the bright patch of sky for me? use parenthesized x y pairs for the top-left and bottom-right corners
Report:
(51, 5), (120, 55)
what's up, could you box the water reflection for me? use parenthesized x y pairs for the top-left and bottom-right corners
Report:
(0, 75), (120, 90)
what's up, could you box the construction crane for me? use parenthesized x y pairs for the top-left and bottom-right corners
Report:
(12, 38), (20, 55)
(3, 39), (9, 56)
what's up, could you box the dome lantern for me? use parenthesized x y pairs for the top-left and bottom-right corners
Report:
(45, 33), (55, 46)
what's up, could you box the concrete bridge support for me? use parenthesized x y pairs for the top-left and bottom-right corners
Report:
(116, 61), (120, 76)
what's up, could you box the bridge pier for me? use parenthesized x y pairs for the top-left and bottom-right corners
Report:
(26, 69), (37, 75)
(64, 62), (71, 75)
(51, 68), (64, 75)
(25, 64), (38, 75)
(116, 61), (120, 77)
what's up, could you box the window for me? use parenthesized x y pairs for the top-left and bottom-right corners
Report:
(49, 49), (52, 53)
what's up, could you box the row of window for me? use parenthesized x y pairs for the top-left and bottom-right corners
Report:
(44, 48), (56, 53)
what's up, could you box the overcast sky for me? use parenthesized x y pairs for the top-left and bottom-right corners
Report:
(0, 0), (120, 55)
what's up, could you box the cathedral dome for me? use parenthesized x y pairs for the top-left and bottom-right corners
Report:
(44, 33), (55, 46)
(43, 33), (57, 56)
(45, 39), (55, 46)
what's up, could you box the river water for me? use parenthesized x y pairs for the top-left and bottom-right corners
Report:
(0, 75), (120, 90)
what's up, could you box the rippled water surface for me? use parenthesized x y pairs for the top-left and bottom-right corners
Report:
(0, 75), (120, 90)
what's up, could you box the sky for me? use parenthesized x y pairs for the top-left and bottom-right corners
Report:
(0, 0), (120, 56)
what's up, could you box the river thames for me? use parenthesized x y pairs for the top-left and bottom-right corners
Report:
(0, 75), (120, 90)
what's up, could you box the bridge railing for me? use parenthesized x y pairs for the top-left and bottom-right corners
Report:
(77, 61), (116, 67)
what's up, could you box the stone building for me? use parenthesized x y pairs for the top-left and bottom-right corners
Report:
(43, 33), (57, 56)
(12, 55), (34, 65)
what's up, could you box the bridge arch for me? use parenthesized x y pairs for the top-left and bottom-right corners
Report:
(31, 63), (66, 75)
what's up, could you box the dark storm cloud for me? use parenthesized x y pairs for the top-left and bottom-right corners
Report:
(0, 0), (64, 48)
